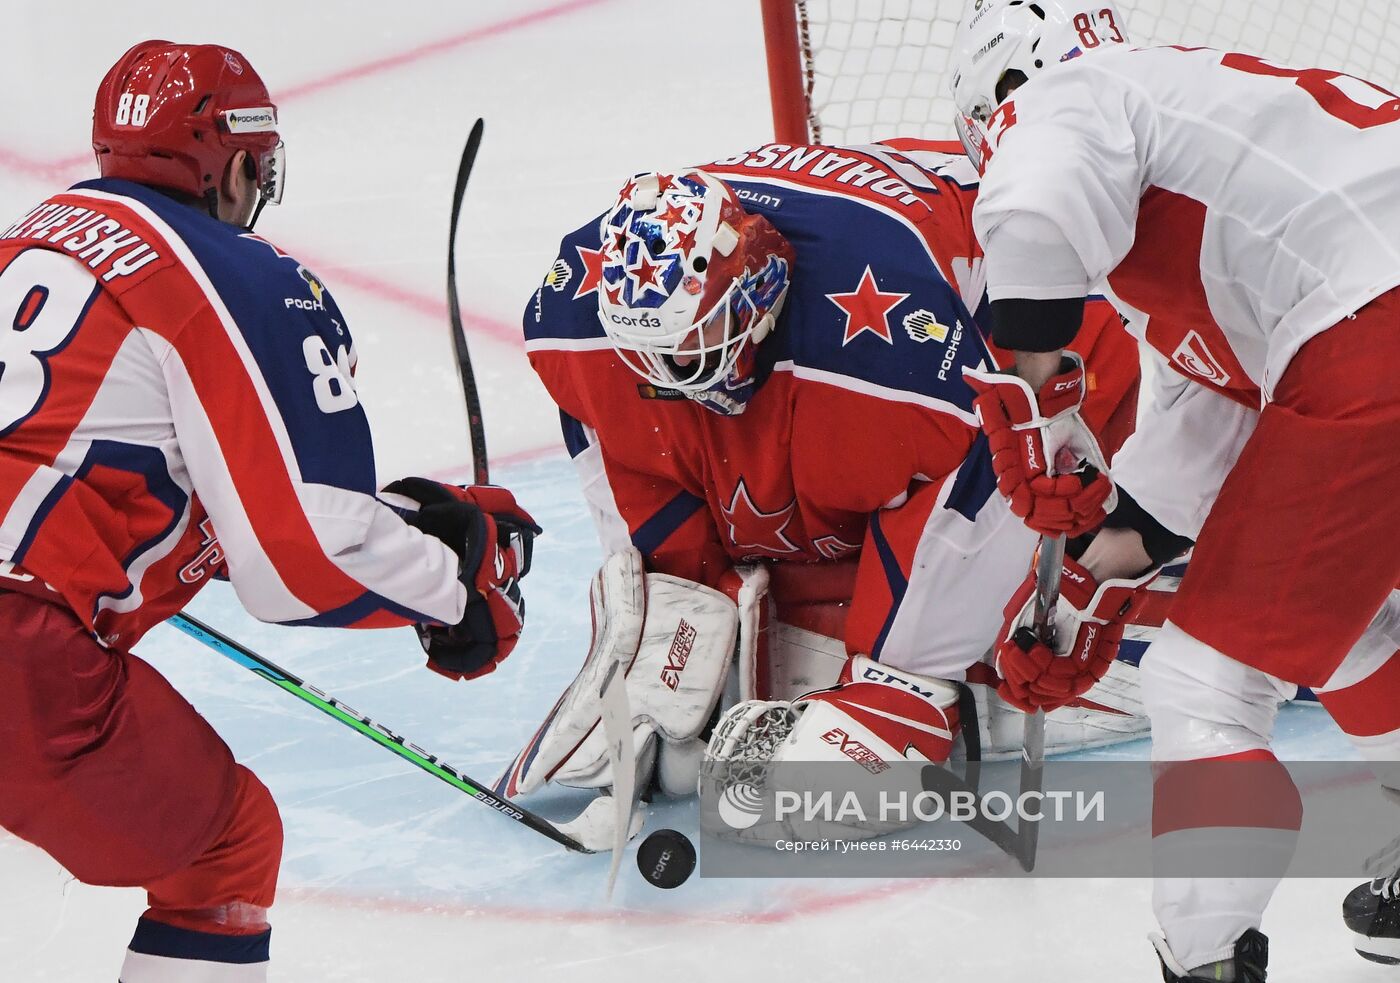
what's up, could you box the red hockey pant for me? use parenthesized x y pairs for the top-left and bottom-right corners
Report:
(0, 593), (281, 931)
(1170, 288), (1400, 686)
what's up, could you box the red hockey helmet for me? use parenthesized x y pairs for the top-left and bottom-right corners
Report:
(93, 40), (285, 212)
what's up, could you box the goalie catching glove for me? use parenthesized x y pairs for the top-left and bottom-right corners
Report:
(702, 655), (962, 841)
(995, 550), (1154, 713)
(962, 353), (1116, 538)
(382, 477), (541, 681)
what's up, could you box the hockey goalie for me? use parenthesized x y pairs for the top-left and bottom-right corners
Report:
(498, 139), (1160, 837)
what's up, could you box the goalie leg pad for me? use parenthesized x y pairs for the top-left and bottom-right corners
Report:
(496, 548), (646, 796)
(967, 656), (1150, 760)
(497, 553), (738, 796)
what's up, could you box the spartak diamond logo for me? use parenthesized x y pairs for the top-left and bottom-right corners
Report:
(1170, 330), (1231, 386)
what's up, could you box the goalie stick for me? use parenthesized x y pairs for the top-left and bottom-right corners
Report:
(448, 118), (489, 484)
(166, 612), (619, 854)
(921, 536), (1059, 872)
(445, 125), (641, 881)
(599, 655), (635, 897)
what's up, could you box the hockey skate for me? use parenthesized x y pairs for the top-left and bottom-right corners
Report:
(1344, 872), (1400, 964)
(1152, 929), (1268, 983)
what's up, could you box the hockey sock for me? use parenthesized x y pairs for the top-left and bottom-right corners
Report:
(119, 916), (270, 982)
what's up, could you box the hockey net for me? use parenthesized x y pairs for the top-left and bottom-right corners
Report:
(761, 0), (1400, 144)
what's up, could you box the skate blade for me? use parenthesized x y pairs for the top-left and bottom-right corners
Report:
(1352, 931), (1400, 965)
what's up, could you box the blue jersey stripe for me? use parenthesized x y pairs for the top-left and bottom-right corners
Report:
(867, 509), (909, 662)
(630, 490), (706, 556)
(282, 589), (438, 629)
(560, 409), (591, 458)
(943, 434), (997, 521)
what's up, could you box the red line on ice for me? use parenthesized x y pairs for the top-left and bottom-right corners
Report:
(282, 877), (938, 928)
(276, 0), (612, 103)
(302, 254), (522, 349)
(0, 147), (82, 185)
(0, 1), (602, 351)
(7, 0), (613, 182)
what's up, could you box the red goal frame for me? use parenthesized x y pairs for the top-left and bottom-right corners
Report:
(760, 0), (815, 144)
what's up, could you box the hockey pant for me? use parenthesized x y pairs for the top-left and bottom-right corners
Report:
(1143, 296), (1400, 969)
(0, 592), (281, 982)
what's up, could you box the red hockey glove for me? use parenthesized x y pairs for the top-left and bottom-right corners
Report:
(963, 354), (1117, 538)
(994, 552), (1154, 713)
(383, 477), (542, 681)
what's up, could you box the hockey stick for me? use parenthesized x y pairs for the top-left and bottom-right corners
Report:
(593, 549), (647, 893)
(447, 118), (490, 485)
(921, 535), (1060, 872)
(599, 656), (635, 897)
(166, 612), (619, 854)
(1017, 533), (1061, 867)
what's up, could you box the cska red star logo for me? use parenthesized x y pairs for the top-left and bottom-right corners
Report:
(826, 265), (910, 346)
(573, 244), (605, 299)
(722, 477), (799, 556)
(673, 225), (698, 257)
(813, 535), (860, 559)
(627, 250), (663, 297)
(656, 200), (688, 229)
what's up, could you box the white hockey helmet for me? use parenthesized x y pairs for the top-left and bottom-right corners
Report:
(595, 169), (794, 416)
(950, 0), (1131, 168)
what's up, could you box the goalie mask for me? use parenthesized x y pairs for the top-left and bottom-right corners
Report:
(950, 0), (1130, 170)
(596, 169), (794, 416)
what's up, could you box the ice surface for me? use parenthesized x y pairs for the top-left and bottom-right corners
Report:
(0, 3), (1383, 979)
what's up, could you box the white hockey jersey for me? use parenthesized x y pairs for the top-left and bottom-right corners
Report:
(974, 44), (1400, 404)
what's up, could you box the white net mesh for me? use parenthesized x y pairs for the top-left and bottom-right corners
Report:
(794, 0), (1400, 144)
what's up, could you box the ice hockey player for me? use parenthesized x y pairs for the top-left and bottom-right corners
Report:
(0, 41), (538, 982)
(950, 0), (1400, 977)
(498, 136), (1151, 835)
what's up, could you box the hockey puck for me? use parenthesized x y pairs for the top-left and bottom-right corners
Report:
(637, 829), (696, 889)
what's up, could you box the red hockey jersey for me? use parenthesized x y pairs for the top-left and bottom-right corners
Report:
(0, 179), (465, 650)
(525, 142), (1137, 664)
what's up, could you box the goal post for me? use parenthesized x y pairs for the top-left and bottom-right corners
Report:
(761, 0), (815, 144)
(762, 0), (1400, 147)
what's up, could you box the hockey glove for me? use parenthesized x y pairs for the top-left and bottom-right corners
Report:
(383, 477), (541, 681)
(963, 354), (1117, 538)
(994, 553), (1154, 713)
